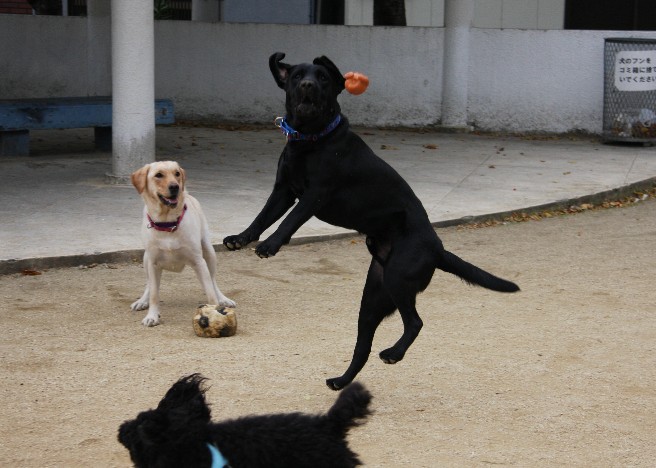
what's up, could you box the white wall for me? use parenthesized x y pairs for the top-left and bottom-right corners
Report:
(0, 15), (92, 97)
(154, 21), (444, 127)
(1, 14), (655, 134)
(469, 28), (605, 133)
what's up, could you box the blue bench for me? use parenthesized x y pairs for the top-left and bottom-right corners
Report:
(0, 96), (174, 156)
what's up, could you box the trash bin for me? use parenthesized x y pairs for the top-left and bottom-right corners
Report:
(603, 38), (656, 143)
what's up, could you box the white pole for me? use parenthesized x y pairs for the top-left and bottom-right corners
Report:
(441, 0), (473, 129)
(108, 0), (155, 184)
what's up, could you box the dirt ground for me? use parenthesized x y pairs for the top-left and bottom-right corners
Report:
(1, 198), (655, 467)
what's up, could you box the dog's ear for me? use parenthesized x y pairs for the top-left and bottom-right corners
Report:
(118, 376), (213, 466)
(313, 56), (346, 94)
(157, 374), (212, 423)
(131, 164), (150, 194)
(270, 52), (293, 89)
(178, 165), (186, 189)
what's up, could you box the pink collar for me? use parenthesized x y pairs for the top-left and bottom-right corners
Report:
(147, 204), (187, 232)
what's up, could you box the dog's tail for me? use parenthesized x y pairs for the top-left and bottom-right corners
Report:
(326, 382), (372, 434)
(436, 249), (520, 293)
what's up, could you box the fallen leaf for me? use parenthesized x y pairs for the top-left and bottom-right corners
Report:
(21, 269), (42, 276)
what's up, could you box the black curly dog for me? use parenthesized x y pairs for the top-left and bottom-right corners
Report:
(118, 374), (372, 468)
(223, 53), (520, 390)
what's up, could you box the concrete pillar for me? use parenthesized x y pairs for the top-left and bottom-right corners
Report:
(406, 0), (445, 27)
(108, 0), (155, 184)
(441, 0), (473, 130)
(86, 0), (111, 97)
(345, 0), (373, 25)
(192, 0), (220, 22)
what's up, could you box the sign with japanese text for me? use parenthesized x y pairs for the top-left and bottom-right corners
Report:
(614, 50), (656, 91)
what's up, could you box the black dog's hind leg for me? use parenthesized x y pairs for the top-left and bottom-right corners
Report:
(326, 257), (396, 390)
(378, 242), (435, 364)
(378, 277), (424, 364)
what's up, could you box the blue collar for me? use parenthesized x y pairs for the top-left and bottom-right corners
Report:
(207, 442), (229, 468)
(275, 114), (342, 142)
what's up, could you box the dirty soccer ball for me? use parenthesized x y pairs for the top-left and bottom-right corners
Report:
(193, 304), (237, 338)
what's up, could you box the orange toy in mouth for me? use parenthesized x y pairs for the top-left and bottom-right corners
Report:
(344, 72), (369, 95)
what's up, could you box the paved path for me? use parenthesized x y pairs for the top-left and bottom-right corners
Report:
(2, 125), (654, 273)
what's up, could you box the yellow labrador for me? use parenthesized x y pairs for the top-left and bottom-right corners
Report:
(130, 161), (235, 327)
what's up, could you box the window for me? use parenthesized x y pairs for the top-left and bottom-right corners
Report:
(565, 0), (656, 31)
(316, 0), (344, 25)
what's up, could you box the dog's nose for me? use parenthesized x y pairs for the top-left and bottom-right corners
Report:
(300, 79), (316, 91)
(169, 184), (179, 197)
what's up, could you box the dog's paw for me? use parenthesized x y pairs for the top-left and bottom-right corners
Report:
(255, 247), (271, 258)
(326, 377), (349, 391)
(131, 299), (149, 311)
(223, 234), (251, 251)
(254, 241), (280, 259)
(142, 313), (160, 327)
(379, 347), (404, 364)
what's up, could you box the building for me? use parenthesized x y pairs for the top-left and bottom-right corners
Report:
(3, 0), (655, 30)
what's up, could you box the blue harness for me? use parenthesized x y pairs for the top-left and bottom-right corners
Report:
(207, 442), (229, 468)
(275, 114), (342, 142)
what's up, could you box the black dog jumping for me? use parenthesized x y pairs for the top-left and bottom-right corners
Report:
(223, 53), (520, 390)
(118, 374), (372, 467)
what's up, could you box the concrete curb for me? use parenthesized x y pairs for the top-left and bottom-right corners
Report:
(2, 177), (654, 276)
